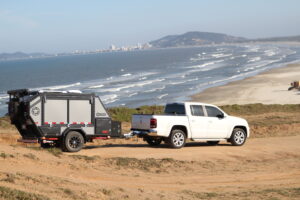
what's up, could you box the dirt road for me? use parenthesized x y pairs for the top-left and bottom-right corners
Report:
(0, 135), (299, 199)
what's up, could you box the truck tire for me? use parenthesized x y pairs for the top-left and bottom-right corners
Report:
(167, 129), (186, 149)
(145, 137), (162, 146)
(62, 131), (84, 152)
(230, 128), (247, 146)
(207, 141), (219, 145)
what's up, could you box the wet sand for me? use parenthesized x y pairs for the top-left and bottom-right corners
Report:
(192, 63), (300, 105)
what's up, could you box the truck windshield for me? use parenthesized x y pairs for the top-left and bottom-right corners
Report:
(164, 104), (186, 115)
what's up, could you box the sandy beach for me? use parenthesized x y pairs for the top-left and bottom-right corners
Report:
(192, 63), (300, 105)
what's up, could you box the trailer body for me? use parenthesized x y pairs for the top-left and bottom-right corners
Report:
(7, 89), (121, 152)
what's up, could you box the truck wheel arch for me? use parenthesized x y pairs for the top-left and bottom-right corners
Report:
(231, 126), (247, 137)
(170, 125), (188, 138)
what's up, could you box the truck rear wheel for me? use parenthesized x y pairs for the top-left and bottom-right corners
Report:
(167, 129), (186, 149)
(145, 137), (162, 146)
(230, 128), (246, 146)
(62, 131), (84, 152)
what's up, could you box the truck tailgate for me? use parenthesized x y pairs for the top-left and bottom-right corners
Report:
(131, 115), (153, 130)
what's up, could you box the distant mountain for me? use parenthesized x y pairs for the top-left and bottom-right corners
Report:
(251, 35), (300, 42)
(150, 31), (247, 48)
(0, 52), (51, 61)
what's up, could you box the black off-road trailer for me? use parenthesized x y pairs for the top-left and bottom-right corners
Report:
(7, 89), (122, 152)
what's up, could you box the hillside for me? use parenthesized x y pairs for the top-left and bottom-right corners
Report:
(149, 31), (246, 48)
(0, 104), (300, 199)
(252, 35), (300, 42)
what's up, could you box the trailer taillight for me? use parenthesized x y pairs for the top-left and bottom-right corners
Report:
(150, 118), (157, 128)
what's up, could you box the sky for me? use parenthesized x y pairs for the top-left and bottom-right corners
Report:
(1, 0), (300, 53)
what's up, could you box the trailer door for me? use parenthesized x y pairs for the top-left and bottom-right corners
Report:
(69, 100), (92, 124)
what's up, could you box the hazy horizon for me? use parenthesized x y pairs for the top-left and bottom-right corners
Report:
(1, 0), (300, 53)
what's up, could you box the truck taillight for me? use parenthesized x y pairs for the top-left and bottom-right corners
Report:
(150, 118), (157, 128)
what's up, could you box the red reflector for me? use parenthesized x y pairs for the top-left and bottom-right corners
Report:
(44, 122), (49, 125)
(80, 122), (85, 125)
(102, 130), (109, 134)
(72, 122), (77, 124)
(60, 122), (65, 124)
(47, 138), (58, 141)
(88, 122), (92, 125)
(52, 122), (56, 125)
(35, 122), (39, 124)
(150, 118), (157, 128)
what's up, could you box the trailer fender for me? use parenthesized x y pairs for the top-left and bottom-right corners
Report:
(61, 128), (87, 143)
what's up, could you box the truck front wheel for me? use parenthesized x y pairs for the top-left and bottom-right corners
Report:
(167, 129), (186, 149)
(145, 137), (162, 146)
(62, 131), (84, 152)
(230, 128), (247, 146)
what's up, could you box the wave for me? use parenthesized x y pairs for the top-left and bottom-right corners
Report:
(121, 73), (132, 77)
(247, 57), (261, 63)
(0, 95), (9, 100)
(187, 59), (225, 69)
(211, 53), (232, 58)
(36, 82), (81, 91)
(144, 86), (166, 93)
(88, 84), (104, 89)
(157, 93), (168, 99)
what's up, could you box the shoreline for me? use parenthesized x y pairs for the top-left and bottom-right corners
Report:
(192, 62), (300, 105)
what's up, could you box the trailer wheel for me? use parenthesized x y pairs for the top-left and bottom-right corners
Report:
(62, 131), (84, 152)
(167, 129), (186, 149)
(230, 128), (247, 146)
(145, 137), (162, 146)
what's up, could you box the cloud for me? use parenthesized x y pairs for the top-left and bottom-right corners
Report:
(0, 10), (38, 28)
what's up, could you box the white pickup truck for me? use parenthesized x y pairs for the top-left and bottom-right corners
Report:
(131, 102), (249, 148)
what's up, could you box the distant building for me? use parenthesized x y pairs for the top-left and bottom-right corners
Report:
(109, 44), (116, 51)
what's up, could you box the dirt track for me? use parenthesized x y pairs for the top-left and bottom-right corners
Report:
(0, 135), (300, 199)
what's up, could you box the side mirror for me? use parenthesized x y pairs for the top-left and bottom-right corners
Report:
(217, 113), (225, 119)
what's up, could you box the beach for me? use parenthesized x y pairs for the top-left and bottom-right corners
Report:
(192, 62), (300, 105)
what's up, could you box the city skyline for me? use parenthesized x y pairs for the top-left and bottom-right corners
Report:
(1, 0), (300, 53)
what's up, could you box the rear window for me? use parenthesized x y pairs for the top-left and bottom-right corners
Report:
(164, 104), (186, 115)
(190, 105), (205, 116)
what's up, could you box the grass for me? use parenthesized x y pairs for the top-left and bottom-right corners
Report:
(0, 186), (50, 200)
(181, 187), (300, 199)
(23, 153), (38, 160)
(106, 157), (185, 172)
(28, 146), (62, 157)
(70, 155), (100, 161)
(0, 152), (14, 159)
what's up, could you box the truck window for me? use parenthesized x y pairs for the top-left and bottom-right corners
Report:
(205, 106), (223, 117)
(164, 103), (186, 115)
(190, 105), (205, 116)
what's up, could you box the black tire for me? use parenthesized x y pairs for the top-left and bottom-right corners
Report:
(230, 128), (247, 146)
(167, 129), (186, 149)
(62, 131), (84, 152)
(145, 137), (162, 146)
(207, 141), (220, 146)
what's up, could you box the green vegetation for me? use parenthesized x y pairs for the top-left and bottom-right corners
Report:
(108, 105), (163, 122)
(106, 157), (184, 171)
(0, 116), (13, 130)
(220, 103), (300, 115)
(0, 186), (50, 200)
(0, 152), (14, 159)
(28, 146), (62, 157)
(70, 155), (100, 161)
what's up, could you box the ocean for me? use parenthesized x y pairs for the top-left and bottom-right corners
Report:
(1, 43), (300, 116)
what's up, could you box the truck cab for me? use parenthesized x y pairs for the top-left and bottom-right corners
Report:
(131, 102), (250, 148)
